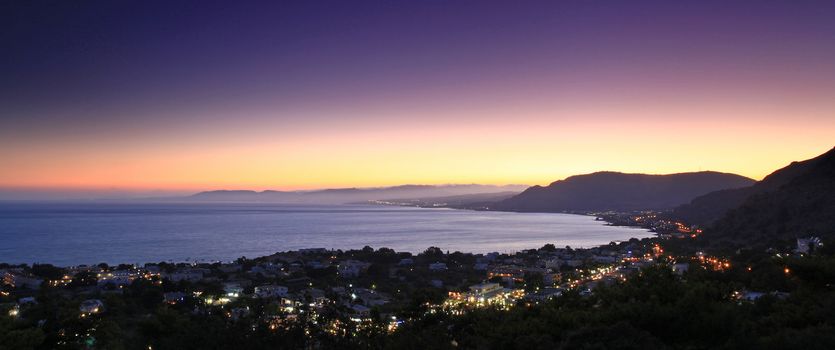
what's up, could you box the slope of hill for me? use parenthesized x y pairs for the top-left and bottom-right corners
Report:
(674, 148), (834, 225)
(704, 147), (835, 244)
(188, 184), (528, 204)
(496, 171), (754, 212)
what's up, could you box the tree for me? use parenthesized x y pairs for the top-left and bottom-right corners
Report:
(0, 317), (45, 350)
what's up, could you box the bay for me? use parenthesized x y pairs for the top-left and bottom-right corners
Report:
(0, 202), (653, 265)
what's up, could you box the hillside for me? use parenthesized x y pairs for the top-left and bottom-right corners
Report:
(703, 147), (835, 244)
(674, 148), (834, 225)
(496, 171), (754, 212)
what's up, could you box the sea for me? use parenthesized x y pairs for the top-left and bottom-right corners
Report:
(0, 202), (653, 266)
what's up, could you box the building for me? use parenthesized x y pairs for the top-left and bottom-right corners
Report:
(79, 299), (104, 315)
(97, 270), (137, 287)
(796, 237), (823, 254)
(443, 282), (523, 309)
(338, 260), (371, 278)
(468, 283), (503, 299)
(354, 288), (390, 307)
(254, 285), (289, 299)
(223, 282), (244, 298)
(164, 269), (206, 282)
(2, 272), (43, 289)
(429, 262), (448, 271)
(487, 265), (525, 282)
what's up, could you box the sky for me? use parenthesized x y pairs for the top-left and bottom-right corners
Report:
(2, 0), (834, 198)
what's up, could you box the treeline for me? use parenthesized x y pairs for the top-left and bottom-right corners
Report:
(387, 258), (835, 349)
(4, 250), (835, 349)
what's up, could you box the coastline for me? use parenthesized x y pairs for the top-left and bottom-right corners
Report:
(0, 202), (654, 266)
(370, 201), (663, 235)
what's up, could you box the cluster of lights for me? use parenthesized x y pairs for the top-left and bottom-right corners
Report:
(444, 289), (522, 310)
(79, 307), (100, 318)
(696, 255), (731, 270)
(204, 297), (231, 305)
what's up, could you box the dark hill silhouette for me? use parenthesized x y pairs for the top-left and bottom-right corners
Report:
(674, 148), (834, 225)
(496, 171), (754, 212)
(701, 147), (835, 244)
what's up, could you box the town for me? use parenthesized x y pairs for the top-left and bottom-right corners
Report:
(2, 219), (825, 349)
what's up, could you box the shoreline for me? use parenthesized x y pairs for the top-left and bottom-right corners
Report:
(0, 202), (654, 266)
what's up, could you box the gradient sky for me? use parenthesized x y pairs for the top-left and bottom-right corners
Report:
(2, 0), (835, 197)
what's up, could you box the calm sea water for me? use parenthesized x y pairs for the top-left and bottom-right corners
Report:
(0, 202), (653, 265)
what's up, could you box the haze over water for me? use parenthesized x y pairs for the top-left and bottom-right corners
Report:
(0, 202), (652, 266)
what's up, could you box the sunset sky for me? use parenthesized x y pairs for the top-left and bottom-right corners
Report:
(2, 0), (835, 197)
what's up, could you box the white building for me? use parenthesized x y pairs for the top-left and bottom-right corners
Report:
(254, 285), (289, 299)
(469, 283), (503, 297)
(79, 299), (104, 314)
(223, 282), (244, 298)
(464, 283), (510, 305)
(797, 237), (823, 254)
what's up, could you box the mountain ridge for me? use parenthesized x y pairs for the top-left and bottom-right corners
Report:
(496, 171), (755, 212)
(187, 184), (529, 204)
(697, 147), (835, 244)
(674, 147), (835, 226)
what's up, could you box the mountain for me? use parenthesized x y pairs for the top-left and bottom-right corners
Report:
(495, 171), (754, 213)
(188, 184), (528, 204)
(376, 191), (520, 208)
(699, 147), (835, 244)
(674, 149), (833, 225)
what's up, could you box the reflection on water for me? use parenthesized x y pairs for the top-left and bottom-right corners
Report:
(0, 202), (653, 265)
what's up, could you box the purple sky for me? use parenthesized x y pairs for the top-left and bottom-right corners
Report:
(2, 0), (834, 196)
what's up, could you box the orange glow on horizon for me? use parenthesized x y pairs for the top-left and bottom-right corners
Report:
(3, 1), (835, 198)
(2, 103), (833, 193)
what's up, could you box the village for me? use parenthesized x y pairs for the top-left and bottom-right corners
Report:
(4, 222), (819, 348)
